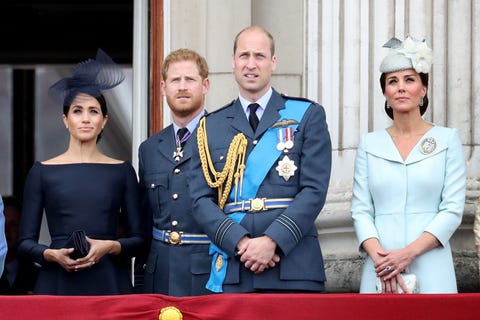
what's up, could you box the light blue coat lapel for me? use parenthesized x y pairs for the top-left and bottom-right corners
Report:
(365, 126), (447, 165)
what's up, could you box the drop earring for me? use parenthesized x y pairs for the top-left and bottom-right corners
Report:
(419, 96), (424, 107)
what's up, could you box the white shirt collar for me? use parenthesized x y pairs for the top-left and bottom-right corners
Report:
(239, 87), (273, 118)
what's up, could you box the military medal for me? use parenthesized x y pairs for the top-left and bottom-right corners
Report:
(284, 127), (294, 150)
(215, 255), (223, 271)
(419, 137), (436, 155)
(173, 128), (191, 161)
(173, 147), (184, 162)
(276, 155), (297, 181)
(274, 120), (298, 180)
(276, 129), (286, 151)
(276, 127), (295, 152)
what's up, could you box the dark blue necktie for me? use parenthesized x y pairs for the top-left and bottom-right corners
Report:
(248, 103), (260, 132)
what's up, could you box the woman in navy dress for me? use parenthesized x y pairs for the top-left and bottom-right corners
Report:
(18, 49), (147, 295)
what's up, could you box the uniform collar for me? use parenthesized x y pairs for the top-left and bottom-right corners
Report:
(172, 109), (205, 135)
(238, 87), (273, 117)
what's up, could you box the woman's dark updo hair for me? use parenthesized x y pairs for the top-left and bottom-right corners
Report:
(63, 93), (108, 143)
(380, 72), (429, 120)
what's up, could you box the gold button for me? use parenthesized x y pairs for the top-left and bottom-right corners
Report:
(174, 168), (181, 174)
(171, 220), (178, 227)
(172, 193), (179, 200)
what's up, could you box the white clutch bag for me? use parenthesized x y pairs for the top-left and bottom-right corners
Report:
(376, 273), (417, 293)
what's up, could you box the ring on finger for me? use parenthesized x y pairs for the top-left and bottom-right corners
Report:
(385, 265), (392, 272)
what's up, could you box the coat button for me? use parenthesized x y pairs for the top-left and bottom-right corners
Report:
(172, 193), (179, 200)
(150, 183), (155, 188)
(253, 140), (258, 145)
(171, 220), (178, 227)
(174, 168), (181, 174)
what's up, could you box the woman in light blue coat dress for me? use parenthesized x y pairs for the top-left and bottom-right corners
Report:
(351, 36), (466, 293)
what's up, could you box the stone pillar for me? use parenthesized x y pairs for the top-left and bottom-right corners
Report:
(475, 203), (480, 282)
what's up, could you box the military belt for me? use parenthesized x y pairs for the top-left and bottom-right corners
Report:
(223, 197), (294, 214)
(152, 227), (210, 245)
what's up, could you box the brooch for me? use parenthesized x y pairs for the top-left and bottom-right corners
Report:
(419, 137), (436, 155)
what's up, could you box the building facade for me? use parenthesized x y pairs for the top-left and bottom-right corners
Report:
(132, 0), (479, 292)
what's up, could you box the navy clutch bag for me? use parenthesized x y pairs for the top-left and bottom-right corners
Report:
(65, 230), (90, 259)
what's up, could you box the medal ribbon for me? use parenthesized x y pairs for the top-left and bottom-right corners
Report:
(176, 129), (191, 148)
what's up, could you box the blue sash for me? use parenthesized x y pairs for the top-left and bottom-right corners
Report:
(206, 99), (311, 292)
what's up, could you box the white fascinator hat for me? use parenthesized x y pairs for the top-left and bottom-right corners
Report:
(379, 36), (433, 74)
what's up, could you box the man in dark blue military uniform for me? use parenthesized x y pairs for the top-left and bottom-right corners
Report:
(138, 49), (212, 296)
(189, 26), (332, 293)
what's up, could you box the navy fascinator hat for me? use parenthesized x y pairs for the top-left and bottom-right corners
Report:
(49, 48), (125, 106)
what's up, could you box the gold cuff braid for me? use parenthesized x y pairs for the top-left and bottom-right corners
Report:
(197, 117), (248, 209)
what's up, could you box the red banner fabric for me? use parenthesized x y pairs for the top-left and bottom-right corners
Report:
(0, 293), (477, 320)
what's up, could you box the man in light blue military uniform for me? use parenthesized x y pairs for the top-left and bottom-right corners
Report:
(189, 26), (332, 293)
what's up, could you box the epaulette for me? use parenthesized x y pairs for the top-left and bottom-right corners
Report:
(280, 93), (316, 104)
(205, 99), (237, 116)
